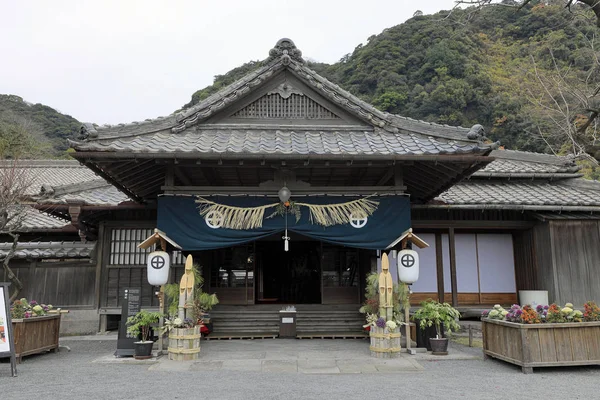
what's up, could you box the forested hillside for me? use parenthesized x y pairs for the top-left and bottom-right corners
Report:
(2, 0), (598, 172)
(184, 1), (600, 166)
(0, 94), (80, 157)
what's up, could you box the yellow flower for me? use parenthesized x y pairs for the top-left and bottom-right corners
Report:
(561, 307), (573, 314)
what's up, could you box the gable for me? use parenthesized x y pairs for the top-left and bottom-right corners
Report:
(231, 83), (340, 120)
(205, 70), (369, 127)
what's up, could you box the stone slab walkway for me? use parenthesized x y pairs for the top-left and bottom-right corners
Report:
(136, 338), (482, 374)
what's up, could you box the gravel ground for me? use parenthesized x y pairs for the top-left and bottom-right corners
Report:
(1, 339), (599, 400)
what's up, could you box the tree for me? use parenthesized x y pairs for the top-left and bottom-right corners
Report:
(0, 116), (44, 300)
(454, 1), (600, 27)
(0, 112), (51, 159)
(453, 0), (600, 163)
(0, 160), (34, 301)
(525, 43), (599, 165)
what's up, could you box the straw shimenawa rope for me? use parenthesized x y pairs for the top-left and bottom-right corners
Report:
(299, 197), (379, 227)
(195, 196), (379, 230)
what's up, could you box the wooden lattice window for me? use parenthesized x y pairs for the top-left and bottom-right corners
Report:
(108, 228), (185, 266)
(232, 94), (340, 119)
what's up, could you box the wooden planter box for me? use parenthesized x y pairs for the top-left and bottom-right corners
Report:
(11, 314), (61, 363)
(482, 318), (600, 373)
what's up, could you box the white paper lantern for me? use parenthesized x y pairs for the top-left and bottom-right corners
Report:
(147, 251), (170, 285)
(397, 249), (419, 284)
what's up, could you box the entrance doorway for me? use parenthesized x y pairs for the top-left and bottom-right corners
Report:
(256, 237), (321, 304)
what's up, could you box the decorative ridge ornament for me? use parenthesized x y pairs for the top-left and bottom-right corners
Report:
(267, 38), (305, 64)
(195, 196), (379, 230)
(268, 82), (304, 99)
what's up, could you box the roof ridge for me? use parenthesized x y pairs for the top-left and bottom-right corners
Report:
(38, 178), (111, 198)
(0, 159), (83, 168)
(490, 149), (576, 166)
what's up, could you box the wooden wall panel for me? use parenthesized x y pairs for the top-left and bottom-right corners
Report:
(4, 261), (96, 308)
(410, 292), (516, 306)
(549, 221), (600, 305)
(513, 230), (538, 291)
(533, 223), (555, 301)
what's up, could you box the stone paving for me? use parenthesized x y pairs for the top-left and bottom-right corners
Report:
(90, 337), (481, 374)
(4, 335), (600, 400)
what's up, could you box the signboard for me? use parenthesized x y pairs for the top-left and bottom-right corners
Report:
(114, 287), (142, 357)
(0, 283), (17, 377)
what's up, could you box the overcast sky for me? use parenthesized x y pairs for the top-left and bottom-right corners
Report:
(1, 0), (457, 124)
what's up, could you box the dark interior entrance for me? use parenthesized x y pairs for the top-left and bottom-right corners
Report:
(256, 236), (321, 304)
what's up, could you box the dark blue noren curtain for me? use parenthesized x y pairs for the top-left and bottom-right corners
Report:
(157, 195), (411, 251)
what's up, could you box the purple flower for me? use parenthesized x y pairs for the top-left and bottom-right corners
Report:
(516, 310), (523, 316)
(481, 310), (489, 317)
(544, 305), (549, 310)
(30, 300), (38, 305)
(376, 317), (386, 328)
(24, 311), (32, 318)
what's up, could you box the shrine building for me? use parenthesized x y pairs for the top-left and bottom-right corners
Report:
(4, 38), (600, 336)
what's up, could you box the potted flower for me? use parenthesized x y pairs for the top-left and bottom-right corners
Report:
(126, 310), (162, 360)
(413, 299), (461, 355)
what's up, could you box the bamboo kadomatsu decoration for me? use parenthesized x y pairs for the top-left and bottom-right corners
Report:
(195, 196), (379, 230)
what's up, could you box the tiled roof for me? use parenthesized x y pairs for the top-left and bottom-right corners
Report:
(70, 39), (489, 158)
(436, 179), (600, 208)
(69, 127), (484, 157)
(0, 241), (95, 259)
(8, 206), (70, 231)
(473, 150), (581, 177)
(0, 160), (99, 196)
(36, 179), (130, 206)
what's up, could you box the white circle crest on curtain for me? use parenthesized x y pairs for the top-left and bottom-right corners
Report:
(349, 212), (368, 229)
(205, 210), (224, 229)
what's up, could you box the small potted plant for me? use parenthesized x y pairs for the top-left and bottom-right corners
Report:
(413, 299), (461, 355)
(126, 310), (162, 360)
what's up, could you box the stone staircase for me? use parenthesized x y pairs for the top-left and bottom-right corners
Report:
(208, 304), (366, 339)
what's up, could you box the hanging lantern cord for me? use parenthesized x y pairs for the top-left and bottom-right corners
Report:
(283, 206), (290, 252)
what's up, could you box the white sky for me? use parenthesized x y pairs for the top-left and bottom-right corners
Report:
(1, 0), (456, 124)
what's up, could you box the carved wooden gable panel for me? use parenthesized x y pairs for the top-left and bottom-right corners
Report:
(232, 83), (340, 120)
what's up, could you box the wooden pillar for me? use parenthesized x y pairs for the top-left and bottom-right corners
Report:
(435, 233), (444, 303)
(448, 227), (458, 307)
(93, 223), (106, 310)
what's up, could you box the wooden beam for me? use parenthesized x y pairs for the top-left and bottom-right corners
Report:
(376, 168), (395, 186)
(174, 166), (191, 186)
(412, 220), (536, 230)
(394, 165), (403, 187)
(165, 165), (175, 186)
(435, 233), (444, 303)
(161, 185), (407, 195)
(448, 227), (458, 307)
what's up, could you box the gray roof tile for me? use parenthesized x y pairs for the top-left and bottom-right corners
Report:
(474, 150), (581, 177)
(0, 241), (95, 259)
(14, 207), (71, 231)
(70, 128), (481, 157)
(436, 180), (600, 207)
(0, 160), (99, 195)
(35, 179), (130, 206)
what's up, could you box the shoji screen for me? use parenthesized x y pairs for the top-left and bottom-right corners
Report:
(477, 234), (516, 293)
(411, 233), (437, 293)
